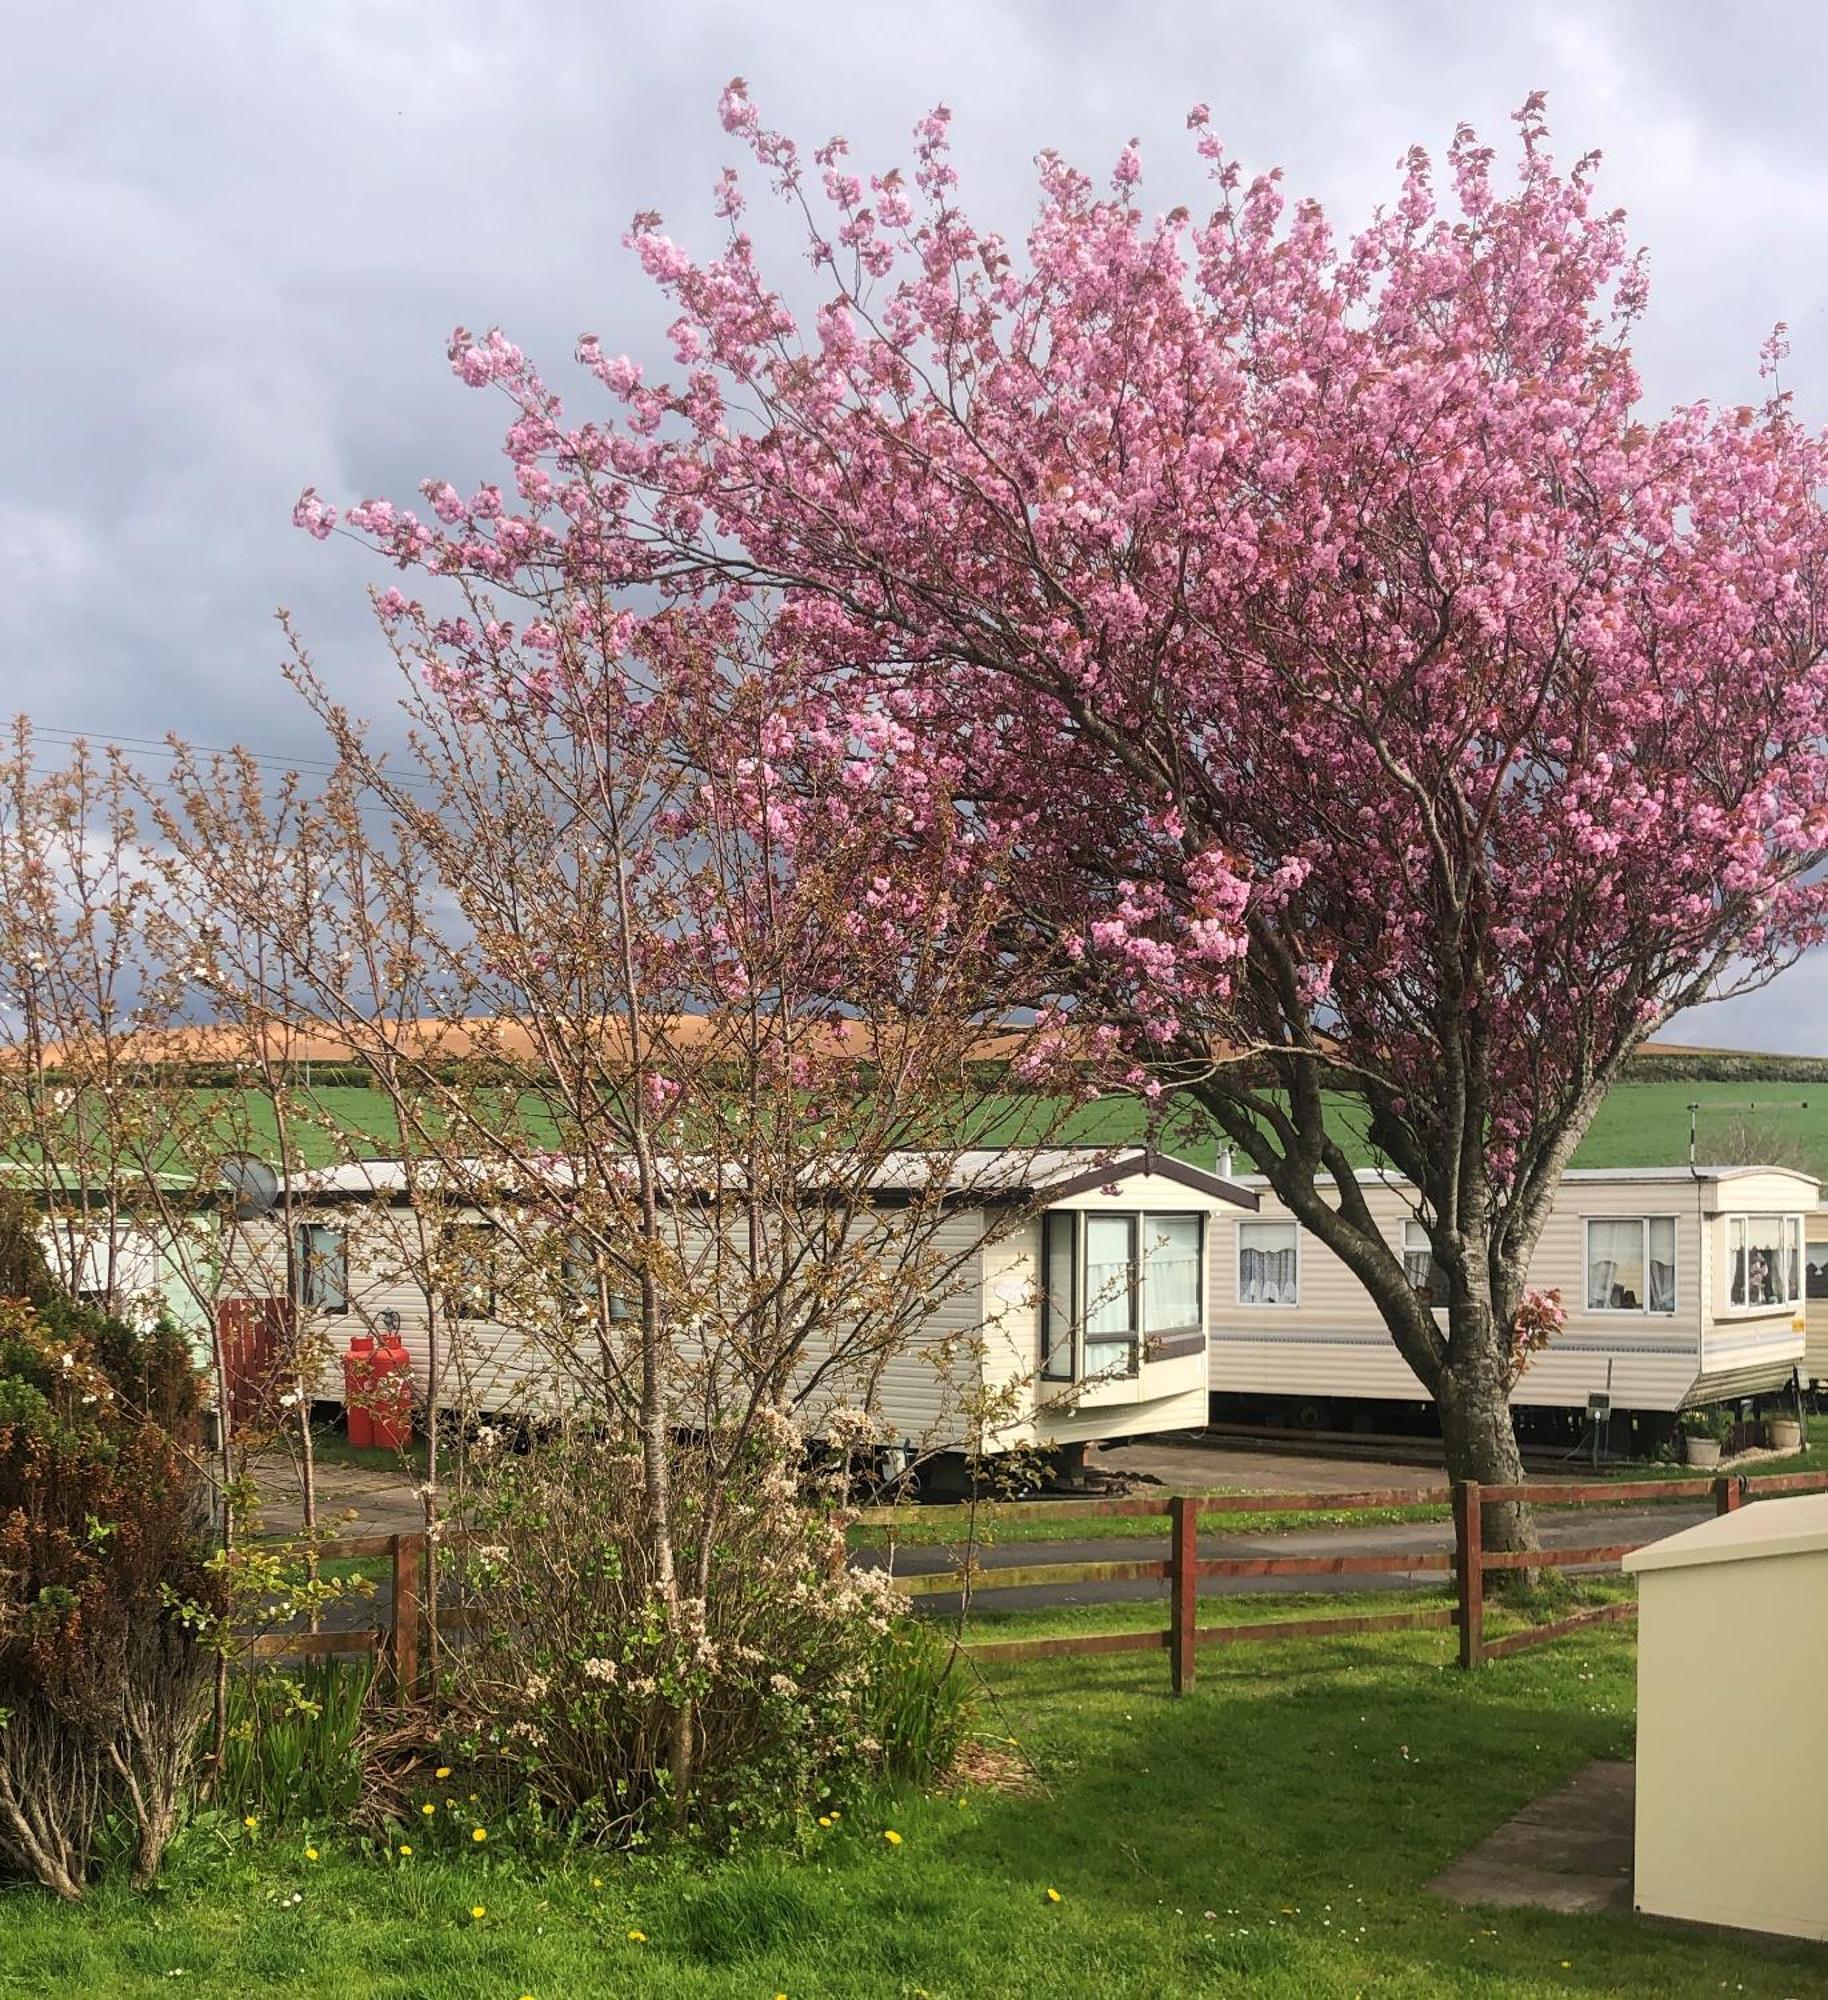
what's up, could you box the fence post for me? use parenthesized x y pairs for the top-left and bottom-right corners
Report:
(390, 1532), (423, 1698)
(1168, 1495), (1199, 1696)
(1454, 1481), (1484, 1670)
(1714, 1474), (1743, 1516)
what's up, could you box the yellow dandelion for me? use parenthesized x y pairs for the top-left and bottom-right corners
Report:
(471, 1904), (486, 1920)
(421, 1803), (435, 1816)
(435, 1766), (452, 1779)
(626, 1928), (647, 1943)
(242, 1814), (258, 1830)
(883, 1829), (903, 1846)
(398, 1843), (412, 1857)
(590, 1876), (603, 1890)
(471, 1826), (488, 1843)
(1046, 1887), (1062, 1903)
(817, 1815), (831, 1828)
(304, 1847), (319, 1863)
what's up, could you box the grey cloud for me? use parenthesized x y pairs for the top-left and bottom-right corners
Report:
(5, 0), (1828, 1045)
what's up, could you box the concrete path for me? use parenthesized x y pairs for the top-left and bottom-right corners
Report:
(255, 1453), (428, 1539)
(1429, 1760), (1635, 1916)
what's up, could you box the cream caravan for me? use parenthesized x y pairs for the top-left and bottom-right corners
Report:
(257, 1147), (1257, 1481)
(1209, 1165), (1816, 1429)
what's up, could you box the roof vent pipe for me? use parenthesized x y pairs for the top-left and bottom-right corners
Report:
(1217, 1147), (1235, 1179)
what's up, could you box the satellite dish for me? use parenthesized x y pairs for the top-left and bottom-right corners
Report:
(221, 1152), (281, 1221)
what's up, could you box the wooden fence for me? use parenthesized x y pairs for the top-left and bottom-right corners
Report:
(252, 1467), (1828, 1699)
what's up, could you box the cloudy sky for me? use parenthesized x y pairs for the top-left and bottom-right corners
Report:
(8, 1), (1828, 1047)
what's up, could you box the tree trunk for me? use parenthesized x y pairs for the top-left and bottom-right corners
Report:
(1437, 1301), (1536, 1557)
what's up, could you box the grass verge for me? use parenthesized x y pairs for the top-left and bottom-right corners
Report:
(6, 1589), (1824, 1998)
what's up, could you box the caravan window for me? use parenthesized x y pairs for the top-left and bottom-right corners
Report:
(1238, 1220), (1299, 1307)
(1039, 1210), (1078, 1381)
(560, 1235), (635, 1323)
(293, 1223), (348, 1313)
(441, 1222), (498, 1321)
(1807, 1237), (1828, 1301)
(1727, 1214), (1802, 1308)
(1038, 1211), (1205, 1381)
(1585, 1217), (1676, 1314)
(1402, 1221), (1441, 1305)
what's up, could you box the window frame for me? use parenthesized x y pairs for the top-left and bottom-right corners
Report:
(1725, 1211), (1803, 1311)
(1236, 1216), (1301, 1310)
(1037, 1208), (1207, 1382)
(1582, 1214), (1678, 1317)
(293, 1220), (349, 1315)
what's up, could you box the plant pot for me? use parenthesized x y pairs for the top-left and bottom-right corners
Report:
(1766, 1418), (1803, 1453)
(1682, 1436), (1722, 1469)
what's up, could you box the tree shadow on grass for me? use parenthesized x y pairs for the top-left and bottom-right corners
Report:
(934, 1633), (1826, 1998)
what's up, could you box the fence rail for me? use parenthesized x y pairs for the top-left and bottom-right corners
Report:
(249, 1466), (1828, 1697)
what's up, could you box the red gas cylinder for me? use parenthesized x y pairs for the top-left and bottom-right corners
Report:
(342, 1334), (376, 1448)
(367, 1334), (414, 1452)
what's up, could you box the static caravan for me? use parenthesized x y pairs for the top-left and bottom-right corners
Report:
(1209, 1165), (1816, 1429)
(260, 1146), (1258, 1479)
(7, 1171), (220, 1352)
(1803, 1221), (1828, 1390)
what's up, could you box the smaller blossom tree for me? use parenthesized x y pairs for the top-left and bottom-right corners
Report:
(146, 587), (1086, 1825)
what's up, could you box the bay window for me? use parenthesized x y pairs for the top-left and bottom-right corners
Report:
(1238, 1219), (1299, 1307)
(1585, 1217), (1676, 1314)
(1728, 1214), (1803, 1308)
(1039, 1210), (1205, 1381)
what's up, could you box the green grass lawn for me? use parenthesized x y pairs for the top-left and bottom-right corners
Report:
(7, 1603), (1825, 1998)
(113, 1071), (1828, 1177)
(851, 1496), (1443, 1551)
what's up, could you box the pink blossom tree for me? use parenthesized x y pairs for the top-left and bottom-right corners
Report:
(310, 91), (1828, 1545)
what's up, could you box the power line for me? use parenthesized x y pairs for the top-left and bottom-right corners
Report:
(24, 724), (436, 792)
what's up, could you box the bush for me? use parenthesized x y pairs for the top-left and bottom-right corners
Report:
(0, 1296), (223, 1898)
(439, 1409), (914, 1847)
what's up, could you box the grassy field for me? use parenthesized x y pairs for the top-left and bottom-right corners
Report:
(139, 1072), (1828, 1179)
(6, 1605), (1825, 1998)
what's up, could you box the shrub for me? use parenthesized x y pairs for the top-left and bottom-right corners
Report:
(439, 1408), (913, 1846)
(0, 1297), (223, 1898)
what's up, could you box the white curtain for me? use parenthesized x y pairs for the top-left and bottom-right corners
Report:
(1239, 1222), (1298, 1306)
(1647, 1217), (1676, 1314)
(1084, 1216), (1133, 1334)
(1402, 1224), (1439, 1302)
(1083, 1216), (1135, 1374)
(1744, 1218), (1785, 1306)
(1587, 1219), (1642, 1310)
(1143, 1217), (1202, 1331)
